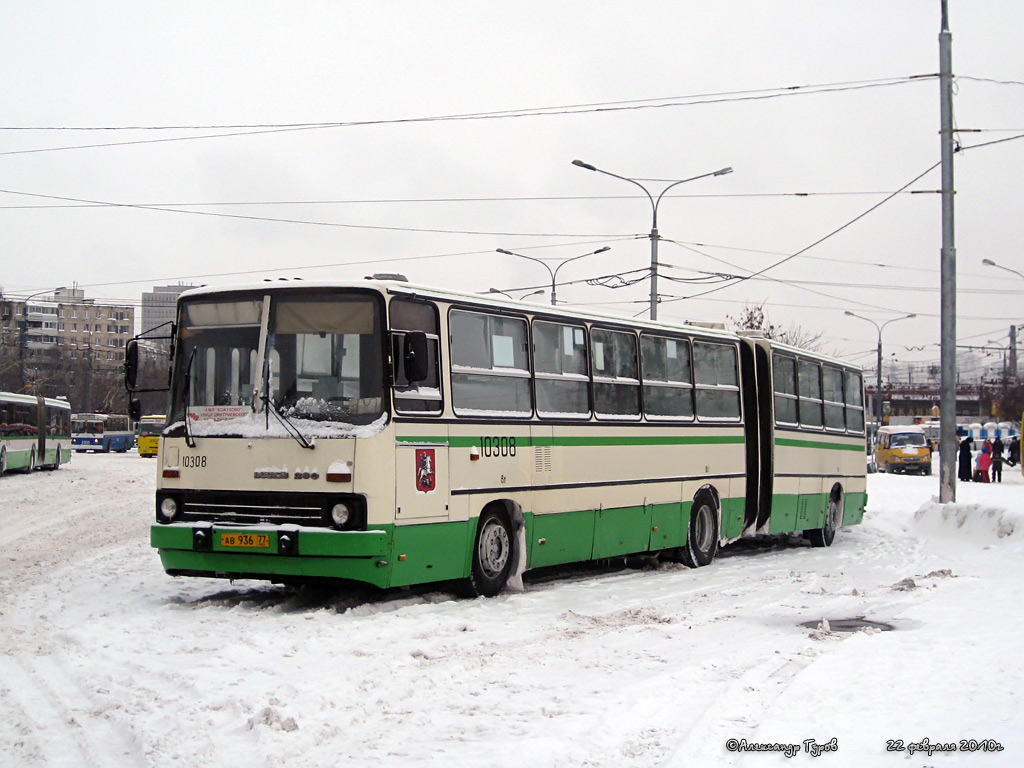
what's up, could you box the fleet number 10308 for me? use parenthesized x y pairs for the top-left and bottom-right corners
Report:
(480, 437), (516, 458)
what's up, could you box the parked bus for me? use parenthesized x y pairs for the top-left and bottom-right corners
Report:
(72, 413), (135, 453)
(0, 391), (72, 474)
(137, 414), (165, 457)
(127, 279), (867, 597)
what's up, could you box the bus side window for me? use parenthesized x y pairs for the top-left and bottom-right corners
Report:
(391, 299), (443, 415)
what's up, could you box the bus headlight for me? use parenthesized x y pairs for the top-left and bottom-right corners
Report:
(330, 502), (352, 529)
(157, 495), (180, 523)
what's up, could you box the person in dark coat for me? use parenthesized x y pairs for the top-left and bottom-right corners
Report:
(958, 436), (973, 482)
(992, 446), (1003, 482)
(1009, 436), (1020, 467)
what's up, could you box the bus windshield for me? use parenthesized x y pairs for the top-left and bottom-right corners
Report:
(73, 418), (103, 434)
(891, 432), (926, 447)
(139, 420), (164, 436)
(170, 292), (385, 431)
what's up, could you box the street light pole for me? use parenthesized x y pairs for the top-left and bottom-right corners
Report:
(17, 287), (65, 392)
(572, 159), (732, 321)
(496, 246), (610, 305)
(982, 261), (1024, 379)
(844, 311), (916, 430)
(981, 258), (1024, 281)
(486, 288), (545, 301)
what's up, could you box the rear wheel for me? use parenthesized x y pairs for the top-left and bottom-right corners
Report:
(808, 493), (843, 547)
(459, 508), (514, 598)
(0, 447), (6, 476)
(681, 492), (719, 568)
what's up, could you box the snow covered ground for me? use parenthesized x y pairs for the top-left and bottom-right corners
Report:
(1, 453), (1021, 767)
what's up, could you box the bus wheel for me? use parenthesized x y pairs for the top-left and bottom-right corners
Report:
(809, 492), (843, 548)
(681, 492), (719, 568)
(0, 447), (6, 476)
(460, 507), (514, 598)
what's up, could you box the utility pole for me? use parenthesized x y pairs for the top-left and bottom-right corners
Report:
(939, 0), (957, 503)
(1010, 324), (1018, 381)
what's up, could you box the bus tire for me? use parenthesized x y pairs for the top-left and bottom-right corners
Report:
(0, 447), (6, 476)
(459, 507), (514, 598)
(808, 490), (843, 548)
(681, 491), (719, 568)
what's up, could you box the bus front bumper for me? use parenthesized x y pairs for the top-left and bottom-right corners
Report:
(150, 524), (392, 587)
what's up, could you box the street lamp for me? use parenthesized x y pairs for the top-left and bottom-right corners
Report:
(844, 311), (916, 431)
(496, 246), (610, 305)
(981, 258), (1024, 281)
(486, 287), (545, 301)
(18, 286), (65, 392)
(572, 159), (732, 321)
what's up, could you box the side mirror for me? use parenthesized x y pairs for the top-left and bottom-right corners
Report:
(124, 340), (139, 391)
(403, 331), (430, 383)
(128, 398), (142, 422)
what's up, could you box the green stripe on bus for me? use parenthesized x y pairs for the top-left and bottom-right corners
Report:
(775, 437), (865, 452)
(397, 434), (745, 448)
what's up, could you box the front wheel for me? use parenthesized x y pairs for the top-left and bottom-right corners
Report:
(681, 492), (719, 568)
(459, 508), (514, 598)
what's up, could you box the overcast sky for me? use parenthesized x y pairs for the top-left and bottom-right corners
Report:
(2, 0), (1022, 373)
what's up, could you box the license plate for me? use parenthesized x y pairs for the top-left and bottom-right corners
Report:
(219, 532), (270, 549)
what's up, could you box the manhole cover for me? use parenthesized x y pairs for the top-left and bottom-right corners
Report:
(800, 618), (894, 632)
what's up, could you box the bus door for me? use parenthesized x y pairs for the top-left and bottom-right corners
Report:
(739, 342), (760, 534)
(396, 437), (451, 521)
(35, 396), (46, 460)
(754, 344), (774, 532)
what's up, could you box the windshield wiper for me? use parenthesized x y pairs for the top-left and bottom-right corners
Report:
(182, 348), (197, 448)
(261, 392), (316, 450)
(258, 356), (314, 450)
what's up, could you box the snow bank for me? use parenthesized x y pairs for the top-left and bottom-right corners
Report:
(913, 498), (1022, 543)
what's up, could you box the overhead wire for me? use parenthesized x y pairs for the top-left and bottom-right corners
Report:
(0, 75), (934, 157)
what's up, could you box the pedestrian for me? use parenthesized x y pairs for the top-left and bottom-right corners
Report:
(958, 435), (973, 482)
(992, 435), (1004, 462)
(992, 446), (1003, 482)
(979, 445), (992, 483)
(1008, 436), (1020, 468)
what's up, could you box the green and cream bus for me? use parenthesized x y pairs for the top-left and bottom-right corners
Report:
(126, 279), (867, 597)
(0, 391), (72, 475)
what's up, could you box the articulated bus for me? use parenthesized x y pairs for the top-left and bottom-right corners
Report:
(72, 413), (135, 453)
(0, 391), (72, 475)
(128, 279), (867, 597)
(137, 415), (165, 458)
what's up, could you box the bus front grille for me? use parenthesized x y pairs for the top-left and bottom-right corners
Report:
(177, 491), (330, 527)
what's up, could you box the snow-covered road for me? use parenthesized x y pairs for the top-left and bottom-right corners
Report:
(1, 453), (1021, 767)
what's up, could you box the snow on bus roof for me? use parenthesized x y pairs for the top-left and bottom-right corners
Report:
(877, 424), (926, 434)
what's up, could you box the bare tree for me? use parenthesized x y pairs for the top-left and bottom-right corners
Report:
(728, 302), (825, 352)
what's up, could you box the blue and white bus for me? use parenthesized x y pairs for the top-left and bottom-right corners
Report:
(72, 413), (135, 453)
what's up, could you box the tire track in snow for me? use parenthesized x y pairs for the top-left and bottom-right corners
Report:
(0, 656), (96, 767)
